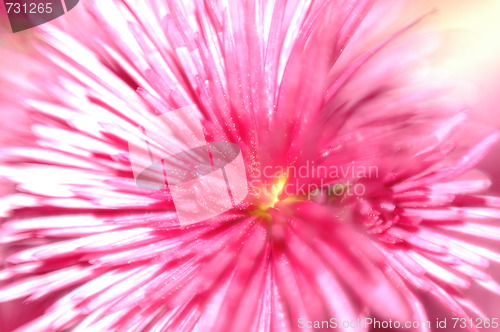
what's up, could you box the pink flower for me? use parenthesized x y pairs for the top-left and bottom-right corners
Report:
(1, 1), (499, 331)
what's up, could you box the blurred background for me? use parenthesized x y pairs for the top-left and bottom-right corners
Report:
(427, 0), (500, 128)
(428, 0), (500, 198)
(417, 1), (500, 329)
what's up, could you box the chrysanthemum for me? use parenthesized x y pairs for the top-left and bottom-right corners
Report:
(1, 0), (499, 331)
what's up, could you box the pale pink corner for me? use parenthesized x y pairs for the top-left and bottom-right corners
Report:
(128, 105), (249, 225)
